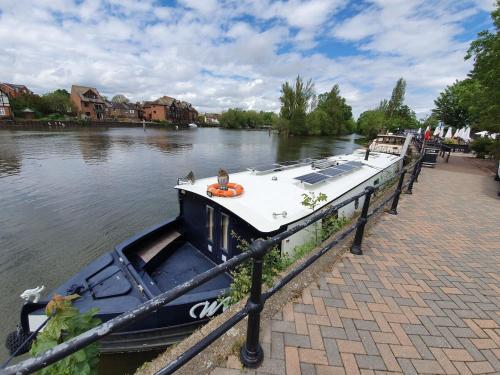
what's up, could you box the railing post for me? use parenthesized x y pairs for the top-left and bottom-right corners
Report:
(350, 186), (374, 255)
(240, 240), (266, 368)
(405, 158), (420, 194)
(389, 169), (406, 215)
(414, 157), (423, 182)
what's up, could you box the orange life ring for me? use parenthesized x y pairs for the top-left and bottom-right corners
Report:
(207, 182), (244, 197)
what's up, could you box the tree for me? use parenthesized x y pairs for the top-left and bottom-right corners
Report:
(432, 79), (480, 129)
(219, 108), (277, 129)
(42, 89), (72, 115)
(464, 1), (500, 132)
(279, 75), (315, 135)
(315, 84), (354, 135)
(356, 109), (386, 139)
(111, 94), (130, 104)
(386, 78), (406, 119)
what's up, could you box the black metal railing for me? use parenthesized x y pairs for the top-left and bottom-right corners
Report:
(1, 155), (425, 375)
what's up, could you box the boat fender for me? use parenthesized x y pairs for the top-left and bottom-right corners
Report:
(20, 286), (45, 303)
(5, 326), (32, 356)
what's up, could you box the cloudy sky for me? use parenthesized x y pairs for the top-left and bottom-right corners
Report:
(0, 0), (495, 117)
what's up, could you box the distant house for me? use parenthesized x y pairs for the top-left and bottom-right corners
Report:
(142, 96), (198, 123)
(203, 113), (220, 124)
(70, 85), (106, 120)
(0, 88), (13, 119)
(106, 101), (141, 121)
(0, 83), (32, 98)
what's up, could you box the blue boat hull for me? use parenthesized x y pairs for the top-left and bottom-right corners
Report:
(9, 218), (232, 355)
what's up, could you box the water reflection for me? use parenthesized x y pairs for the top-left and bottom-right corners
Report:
(77, 131), (113, 164)
(0, 135), (22, 177)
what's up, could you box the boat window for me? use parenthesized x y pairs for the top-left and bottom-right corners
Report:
(206, 206), (214, 243)
(221, 213), (229, 253)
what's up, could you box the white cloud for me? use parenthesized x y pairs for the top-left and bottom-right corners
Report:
(0, 0), (492, 117)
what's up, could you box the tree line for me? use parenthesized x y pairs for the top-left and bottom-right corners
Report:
(219, 109), (278, 129)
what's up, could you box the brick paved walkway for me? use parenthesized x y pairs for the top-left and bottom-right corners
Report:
(213, 161), (500, 374)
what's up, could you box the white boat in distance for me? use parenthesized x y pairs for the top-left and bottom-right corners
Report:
(188, 123), (198, 128)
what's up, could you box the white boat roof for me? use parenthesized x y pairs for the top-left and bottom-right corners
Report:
(175, 149), (402, 233)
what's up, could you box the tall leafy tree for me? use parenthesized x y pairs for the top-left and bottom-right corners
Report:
(432, 79), (480, 128)
(386, 78), (406, 119)
(357, 78), (418, 138)
(464, 1), (500, 132)
(356, 109), (386, 139)
(313, 84), (353, 135)
(279, 75), (315, 135)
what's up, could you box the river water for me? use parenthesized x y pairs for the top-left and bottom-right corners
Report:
(0, 127), (360, 372)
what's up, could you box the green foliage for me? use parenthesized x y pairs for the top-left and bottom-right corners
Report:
(432, 79), (481, 129)
(219, 108), (277, 129)
(356, 78), (418, 138)
(279, 75), (315, 135)
(10, 90), (71, 118)
(30, 295), (100, 375)
(111, 94), (130, 104)
(301, 191), (328, 244)
(222, 206), (351, 307)
(420, 113), (440, 129)
(223, 233), (290, 306)
(279, 78), (355, 136)
(356, 109), (386, 139)
(470, 137), (499, 159)
(301, 192), (328, 211)
(464, 1), (500, 133)
(321, 214), (350, 241)
(433, 2), (500, 133)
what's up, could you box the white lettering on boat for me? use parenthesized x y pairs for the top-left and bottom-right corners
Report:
(189, 298), (230, 319)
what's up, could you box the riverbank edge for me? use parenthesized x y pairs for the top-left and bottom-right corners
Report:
(134, 183), (401, 375)
(0, 120), (220, 129)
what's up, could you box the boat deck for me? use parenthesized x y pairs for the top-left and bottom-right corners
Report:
(149, 242), (231, 294)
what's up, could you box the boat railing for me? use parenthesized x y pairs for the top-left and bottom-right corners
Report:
(1, 154), (426, 375)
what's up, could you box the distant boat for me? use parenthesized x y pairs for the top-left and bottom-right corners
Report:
(188, 123), (198, 128)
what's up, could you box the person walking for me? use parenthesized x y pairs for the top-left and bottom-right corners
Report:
(142, 119), (146, 132)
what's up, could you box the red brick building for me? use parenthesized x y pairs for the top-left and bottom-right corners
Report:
(70, 85), (106, 120)
(142, 96), (198, 123)
(0, 83), (32, 98)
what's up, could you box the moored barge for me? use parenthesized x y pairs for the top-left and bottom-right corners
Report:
(6, 135), (411, 355)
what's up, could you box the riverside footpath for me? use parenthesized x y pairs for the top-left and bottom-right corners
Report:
(212, 155), (500, 375)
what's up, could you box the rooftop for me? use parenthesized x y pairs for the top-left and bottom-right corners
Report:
(176, 150), (401, 233)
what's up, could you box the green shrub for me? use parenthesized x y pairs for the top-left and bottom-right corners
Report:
(470, 137), (497, 158)
(223, 211), (350, 307)
(30, 294), (100, 375)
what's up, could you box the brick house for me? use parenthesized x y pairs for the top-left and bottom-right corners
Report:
(106, 101), (141, 121)
(0, 88), (13, 119)
(70, 85), (106, 120)
(142, 96), (198, 123)
(0, 83), (32, 98)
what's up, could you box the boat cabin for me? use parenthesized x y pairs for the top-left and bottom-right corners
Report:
(369, 134), (410, 155)
(174, 148), (404, 264)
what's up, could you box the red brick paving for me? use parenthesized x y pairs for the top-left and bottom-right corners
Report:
(212, 162), (500, 374)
